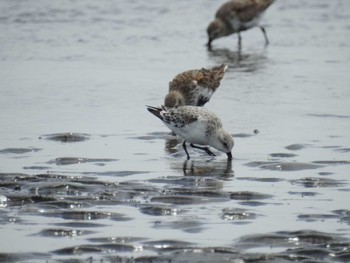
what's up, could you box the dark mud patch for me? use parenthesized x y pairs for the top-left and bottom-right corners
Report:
(172, 189), (229, 199)
(313, 160), (350, 165)
(233, 133), (255, 138)
(291, 177), (346, 188)
(6, 195), (57, 207)
(29, 182), (98, 196)
(53, 221), (108, 228)
(0, 147), (41, 154)
(230, 191), (273, 200)
(82, 170), (149, 177)
(333, 209), (350, 225)
(51, 233), (350, 263)
(307, 113), (350, 119)
(152, 220), (205, 233)
(230, 191), (275, 207)
(41, 200), (91, 209)
(237, 177), (285, 183)
(151, 195), (216, 205)
(319, 171), (334, 176)
(1, 171), (113, 186)
(288, 191), (319, 197)
(0, 253), (49, 263)
(261, 162), (323, 171)
(0, 169), (348, 263)
(40, 132), (90, 142)
(53, 243), (135, 255)
(0, 172), (147, 209)
(149, 176), (225, 189)
(237, 230), (343, 249)
(0, 172), (30, 178)
(238, 201), (271, 207)
(335, 147), (350, 153)
(269, 153), (298, 158)
(87, 236), (146, 243)
(297, 213), (339, 222)
(143, 239), (195, 251)
(221, 208), (259, 221)
(23, 165), (50, 170)
(37, 228), (94, 237)
(51, 157), (117, 165)
(41, 210), (131, 221)
(246, 161), (323, 171)
(118, 181), (161, 193)
(105, 249), (259, 263)
(139, 205), (183, 216)
(285, 144), (311, 151)
(334, 210), (350, 224)
(317, 145), (342, 149)
(0, 212), (24, 225)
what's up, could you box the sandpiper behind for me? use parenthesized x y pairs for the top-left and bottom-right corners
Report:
(207, 0), (274, 48)
(164, 64), (228, 108)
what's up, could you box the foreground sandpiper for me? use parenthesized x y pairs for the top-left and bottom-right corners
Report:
(207, 0), (274, 48)
(164, 64), (228, 108)
(146, 105), (234, 160)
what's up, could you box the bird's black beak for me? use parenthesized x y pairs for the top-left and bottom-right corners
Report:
(227, 152), (232, 160)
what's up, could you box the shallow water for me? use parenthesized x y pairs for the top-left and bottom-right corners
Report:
(1, 0), (350, 262)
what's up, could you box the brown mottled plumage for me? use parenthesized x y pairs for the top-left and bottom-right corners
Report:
(207, 0), (274, 47)
(164, 64), (228, 108)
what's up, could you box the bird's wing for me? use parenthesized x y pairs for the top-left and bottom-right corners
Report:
(216, 0), (266, 23)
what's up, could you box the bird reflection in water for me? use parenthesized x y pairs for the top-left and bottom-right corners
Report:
(164, 135), (183, 155)
(182, 159), (233, 179)
(164, 136), (234, 178)
(207, 47), (267, 73)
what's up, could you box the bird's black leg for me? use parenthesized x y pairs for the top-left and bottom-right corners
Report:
(260, 26), (269, 46)
(182, 141), (190, 160)
(190, 143), (216, 158)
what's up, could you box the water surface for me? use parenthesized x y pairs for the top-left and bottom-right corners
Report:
(0, 0), (350, 262)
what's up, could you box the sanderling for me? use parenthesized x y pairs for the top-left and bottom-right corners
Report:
(164, 64), (228, 108)
(146, 105), (233, 160)
(207, 0), (274, 48)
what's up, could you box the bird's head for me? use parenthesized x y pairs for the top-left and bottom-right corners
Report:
(212, 130), (234, 160)
(207, 19), (225, 47)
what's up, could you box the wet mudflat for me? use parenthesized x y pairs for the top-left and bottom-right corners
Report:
(1, 0), (350, 262)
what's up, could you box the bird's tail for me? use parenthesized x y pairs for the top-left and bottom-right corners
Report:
(146, 105), (164, 121)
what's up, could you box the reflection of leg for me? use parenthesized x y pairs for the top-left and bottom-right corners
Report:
(190, 143), (216, 157)
(182, 141), (190, 160)
(183, 160), (188, 175)
(238, 32), (242, 50)
(260, 26), (269, 46)
(183, 160), (195, 176)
